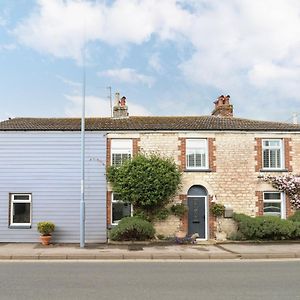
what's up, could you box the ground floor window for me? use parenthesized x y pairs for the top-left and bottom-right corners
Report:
(263, 192), (284, 218)
(10, 194), (31, 227)
(111, 193), (132, 225)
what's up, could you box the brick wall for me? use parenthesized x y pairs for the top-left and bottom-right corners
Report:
(107, 191), (112, 226)
(255, 138), (262, 172)
(284, 138), (293, 172)
(208, 138), (216, 172)
(178, 138), (186, 171)
(255, 191), (264, 216)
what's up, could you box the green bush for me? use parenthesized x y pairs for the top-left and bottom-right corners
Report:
(170, 203), (187, 218)
(107, 153), (181, 221)
(228, 231), (245, 241)
(109, 217), (155, 241)
(210, 203), (225, 217)
(233, 213), (300, 240)
(37, 221), (55, 236)
(288, 210), (300, 222)
(155, 208), (170, 221)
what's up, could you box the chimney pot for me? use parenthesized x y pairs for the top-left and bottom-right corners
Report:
(211, 95), (233, 117)
(113, 92), (129, 119)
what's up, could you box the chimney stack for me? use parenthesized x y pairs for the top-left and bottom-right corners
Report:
(211, 95), (233, 117)
(112, 92), (129, 119)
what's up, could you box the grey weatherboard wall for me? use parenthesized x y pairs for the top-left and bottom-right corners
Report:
(0, 131), (106, 243)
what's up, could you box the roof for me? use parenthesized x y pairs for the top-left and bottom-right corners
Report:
(0, 116), (300, 132)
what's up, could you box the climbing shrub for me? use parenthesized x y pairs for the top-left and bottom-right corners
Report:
(107, 153), (182, 221)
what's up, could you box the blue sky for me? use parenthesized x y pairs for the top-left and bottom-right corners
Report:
(1, 0), (300, 122)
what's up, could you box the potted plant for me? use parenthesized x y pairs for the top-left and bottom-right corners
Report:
(37, 221), (55, 245)
(210, 203), (226, 240)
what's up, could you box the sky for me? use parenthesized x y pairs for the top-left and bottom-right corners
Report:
(1, 0), (300, 122)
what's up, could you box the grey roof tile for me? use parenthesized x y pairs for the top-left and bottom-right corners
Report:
(0, 116), (300, 131)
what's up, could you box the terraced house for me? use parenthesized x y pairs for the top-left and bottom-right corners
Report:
(0, 94), (300, 243)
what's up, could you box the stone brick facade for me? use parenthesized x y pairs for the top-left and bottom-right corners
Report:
(106, 131), (300, 240)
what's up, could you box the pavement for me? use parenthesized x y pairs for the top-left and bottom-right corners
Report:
(0, 241), (300, 260)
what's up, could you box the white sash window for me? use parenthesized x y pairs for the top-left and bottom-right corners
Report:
(111, 139), (132, 166)
(186, 139), (208, 169)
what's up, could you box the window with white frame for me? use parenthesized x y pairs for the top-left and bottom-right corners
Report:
(262, 139), (284, 169)
(263, 192), (285, 218)
(10, 194), (31, 227)
(111, 193), (132, 225)
(186, 139), (208, 169)
(111, 139), (132, 166)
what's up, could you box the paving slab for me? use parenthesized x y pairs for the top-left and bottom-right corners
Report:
(219, 243), (300, 254)
(0, 242), (299, 260)
(209, 253), (239, 259)
(179, 253), (210, 259)
(39, 255), (67, 260)
(94, 253), (124, 260)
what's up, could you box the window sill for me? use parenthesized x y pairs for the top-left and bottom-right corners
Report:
(259, 169), (289, 173)
(184, 169), (212, 173)
(9, 225), (31, 229)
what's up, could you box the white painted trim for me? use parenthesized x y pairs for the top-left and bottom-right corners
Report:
(263, 191), (285, 219)
(110, 139), (133, 166)
(10, 193), (32, 227)
(186, 138), (208, 170)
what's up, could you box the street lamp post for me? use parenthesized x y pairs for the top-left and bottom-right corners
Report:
(80, 45), (86, 248)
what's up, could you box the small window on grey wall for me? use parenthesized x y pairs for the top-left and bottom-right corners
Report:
(10, 194), (31, 227)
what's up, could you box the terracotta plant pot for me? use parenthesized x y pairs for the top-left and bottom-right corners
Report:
(40, 235), (52, 246)
(175, 230), (187, 239)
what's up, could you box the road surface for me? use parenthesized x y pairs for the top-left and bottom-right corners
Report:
(0, 260), (299, 299)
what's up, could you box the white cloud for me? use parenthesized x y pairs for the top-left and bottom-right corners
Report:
(248, 62), (300, 99)
(14, 0), (104, 61)
(179, 1), (300, 93)
(11, 0), (300, 119)
(0, 43), (16, 51)
(65, 94), (150, 117)
(13, 0), (190, 62)
(99, 68), (154, 87)
(149, 53), (162, 73)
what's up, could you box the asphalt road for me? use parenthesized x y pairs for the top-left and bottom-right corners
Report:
(0, 261), (299, 300)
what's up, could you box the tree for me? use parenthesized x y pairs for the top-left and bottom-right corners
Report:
(107, 153), (182, 220)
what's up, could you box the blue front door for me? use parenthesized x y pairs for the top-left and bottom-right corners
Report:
(188, 196), (206, 238)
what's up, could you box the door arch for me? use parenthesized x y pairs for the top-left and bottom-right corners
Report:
(187, 185), (208, 239)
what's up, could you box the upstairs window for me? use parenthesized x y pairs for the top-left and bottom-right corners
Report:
(263, 192), (284, 218)
(111, 139), (132, 166)
(186, 139), (208, 169)
(10, 194), (31, 227)
(262, 139), (283, 170)
(111, 193), (132, 225)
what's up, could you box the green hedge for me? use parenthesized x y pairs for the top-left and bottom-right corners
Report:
(233, 213), (300, 240)
(288, 210), (300, 222)
(109, 216), (155, 241)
